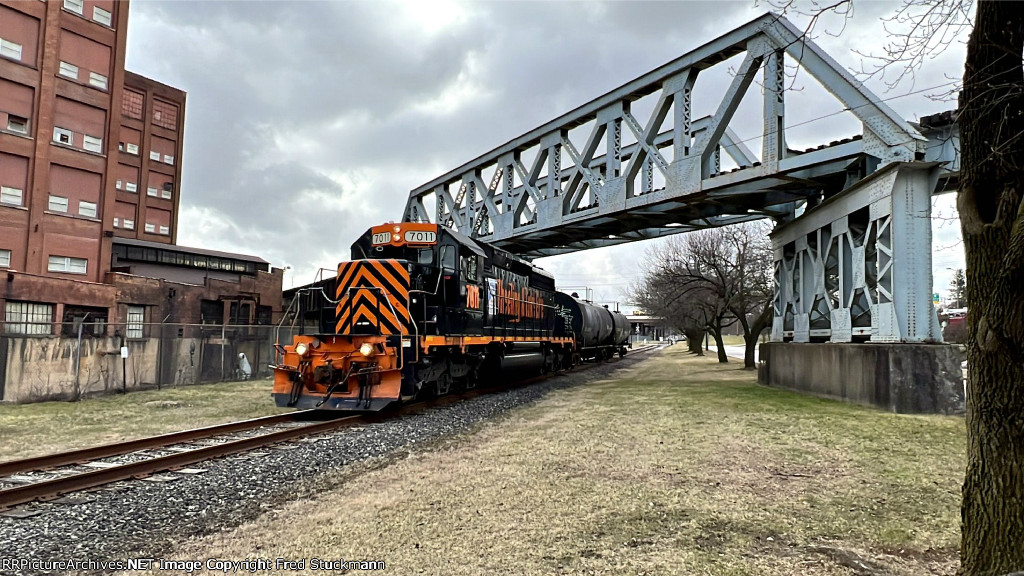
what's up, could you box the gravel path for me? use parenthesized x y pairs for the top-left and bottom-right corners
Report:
(0, 351), (656, 575)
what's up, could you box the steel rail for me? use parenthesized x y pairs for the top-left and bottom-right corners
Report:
(0, 411), (318, 477)
(0, 344), (663, 510)
(0, 415), (363, 510)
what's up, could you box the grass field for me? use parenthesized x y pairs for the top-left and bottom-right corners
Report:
(0, 378), (287, 462)
(121, 347), (965, 575)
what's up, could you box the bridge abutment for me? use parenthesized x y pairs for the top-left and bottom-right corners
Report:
(758, 342), (964, 414)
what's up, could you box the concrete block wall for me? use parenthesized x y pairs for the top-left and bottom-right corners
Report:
(758, 342), (964, 414)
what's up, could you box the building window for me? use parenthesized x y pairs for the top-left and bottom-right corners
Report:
(122, 90), (144, 120)
(126, 305), (144, 338)
(83, 135), (103, 153)
(149, 150), (161, 161)
(5, 301), (53, 335)
(161, 186), (172, 199)
(145, 222), (155, 233)
(159, 225), (169, 235)
(125, 182), (137, 193)
(58, 61), (79, 80)
(146, 187), (158, 197)
(163, 154), (174, 165)
(63, 0), (84, 15)
(48, 255), (87, 274)
(113, 217), (119, 227)
(62, 305), (108, 337)
(48, 195), (68, 212)
(0, 249), (10, 268)
(1, 186), (23, 206)
(123, 218), (134, 230)
(152, 100), (178, 130)
(53, 127), (73, 145)
(127, 143), (139, 155)
(88, 72), (108, 90)
(79, 201), (97, 218)
(115, 179), (122, 190)
(0, 38), (22, 62)
(92, 6), (112, 26)
(6, 115), (28, 134)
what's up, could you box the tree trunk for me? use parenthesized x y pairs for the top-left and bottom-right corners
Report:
(711, 327), (728, 363)
(685, 329), (704, 355)
(741, 302), (772, 370)
(958, 2), (1024, 573)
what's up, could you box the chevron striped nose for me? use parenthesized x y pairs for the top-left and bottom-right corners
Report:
(335, 260), (412, 336)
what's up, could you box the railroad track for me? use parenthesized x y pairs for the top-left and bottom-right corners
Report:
(0, 343), (663, 511)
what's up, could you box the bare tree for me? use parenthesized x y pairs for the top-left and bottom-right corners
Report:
(632, 223), (774, 367)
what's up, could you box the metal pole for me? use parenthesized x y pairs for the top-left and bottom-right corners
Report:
(121, 334), (127, 394)
(220, 322), (226, 381)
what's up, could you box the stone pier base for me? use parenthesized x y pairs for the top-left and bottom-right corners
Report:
(757, 342), (965, 414)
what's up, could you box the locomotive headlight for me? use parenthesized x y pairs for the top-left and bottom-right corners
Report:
(393, 225), (401, 233)
(294, 342), (310, 357)
(393, 234), (400, 241)
(359, 342), (375, 357)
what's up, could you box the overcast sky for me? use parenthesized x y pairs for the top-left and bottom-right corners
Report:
(123, 0), (968, 306)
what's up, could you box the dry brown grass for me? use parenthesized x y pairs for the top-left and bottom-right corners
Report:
(0, 378), (288, 462)
(116, 348), (964, 575)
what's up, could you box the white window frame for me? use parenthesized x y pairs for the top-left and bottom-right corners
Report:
(0, 249), (10, 268)
(163, 155), (175, 165)
(5, 301), (53, 335)
(149, 150), (161, 161)
(53, 127), (73, 145)
(63, 0), (84, 15)
(113, 217), (119, 228)
(115, 179), (123, 190)
(161, 188), (172, 200)
(125, 182), (137, 193)
(79, 200), (97, 218)
(58, 61), (79, 80)
(48, 195), (69, 212)
(6, 115), (28, 134)
(123, 219), (134, 230)
(146, 187), (158, 197)
(126, 143), (139, 155)
(145, 222), (156, 233)
(88, 72), (108, 90)
(126, 305), (144, 338)
(92, 6), (112, 26)
(159, 225), (169, 235)
(0, 38), (23, 62)
(83, 135), (103, 153)
(48, 255), (87, 274)
(0, 186), (23, 206)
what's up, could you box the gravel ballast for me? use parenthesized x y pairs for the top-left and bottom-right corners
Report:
(0, 351), (656, 575)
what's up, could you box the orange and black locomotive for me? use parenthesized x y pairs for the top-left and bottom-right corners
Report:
(272, 222), (629, 411)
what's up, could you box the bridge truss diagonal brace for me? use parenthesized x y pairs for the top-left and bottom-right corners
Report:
(401, 12), (931, 257)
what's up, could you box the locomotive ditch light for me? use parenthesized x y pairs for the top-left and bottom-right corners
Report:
(359, 342), (375, 357)
(393, 225), (401, 232)
(294, 342), (310, 357)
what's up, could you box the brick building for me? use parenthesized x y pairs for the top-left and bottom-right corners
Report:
(0, 0), (283, 400)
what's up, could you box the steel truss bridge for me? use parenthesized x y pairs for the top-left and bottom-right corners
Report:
(402, 13), (960, 345)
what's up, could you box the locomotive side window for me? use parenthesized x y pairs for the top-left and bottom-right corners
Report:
(440, 245), (456, 272)
(418, 248), (433, 265)
(461, 256), (478, 281)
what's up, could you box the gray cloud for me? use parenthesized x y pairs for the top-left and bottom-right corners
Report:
(125, 0), (965, 299)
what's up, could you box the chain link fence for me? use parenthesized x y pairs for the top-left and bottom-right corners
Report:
(0, 321), (302, 404)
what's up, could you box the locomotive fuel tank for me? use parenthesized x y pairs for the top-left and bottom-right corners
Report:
(553, 292), (613, 348)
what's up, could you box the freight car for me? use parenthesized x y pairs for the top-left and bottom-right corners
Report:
(272, 222), (629, 411)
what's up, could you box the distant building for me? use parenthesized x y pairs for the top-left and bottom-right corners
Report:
(0, 0), (283, 402)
